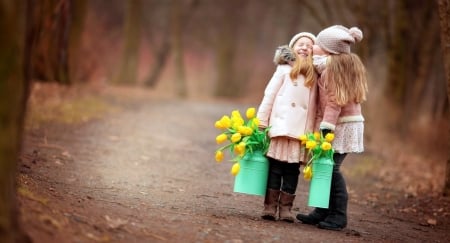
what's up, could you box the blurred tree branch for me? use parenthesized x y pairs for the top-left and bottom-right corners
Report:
(144, 0), (199, 90)
(437, 0), (450, 197)
(298, 0), (327, 27)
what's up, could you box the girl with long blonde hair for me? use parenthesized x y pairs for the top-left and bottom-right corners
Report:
(297, 25), (368, 231)
(257, 32), (317, 223)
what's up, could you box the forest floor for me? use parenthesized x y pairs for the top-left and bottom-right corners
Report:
(17, 83), (450, 243)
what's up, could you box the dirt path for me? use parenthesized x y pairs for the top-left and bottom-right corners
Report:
(18, 92), (450, 242)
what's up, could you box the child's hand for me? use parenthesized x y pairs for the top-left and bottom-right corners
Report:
(320, 129), (332, 137)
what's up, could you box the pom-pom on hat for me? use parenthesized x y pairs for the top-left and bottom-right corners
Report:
(316, 25), (363, 54)
(288, 32), (316, 48)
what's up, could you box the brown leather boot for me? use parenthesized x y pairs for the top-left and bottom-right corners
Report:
(261, 189), (280, 220)
(279, 191), (296, 222)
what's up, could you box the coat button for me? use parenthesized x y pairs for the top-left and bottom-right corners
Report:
(291, 102), (296, 107)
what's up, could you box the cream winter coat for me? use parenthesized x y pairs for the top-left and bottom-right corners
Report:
(257, 64), (317, 139)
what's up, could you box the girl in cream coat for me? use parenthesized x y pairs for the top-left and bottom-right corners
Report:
(257, 32), (317, 222)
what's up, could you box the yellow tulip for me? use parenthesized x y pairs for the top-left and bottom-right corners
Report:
(321, 142), (332, 151)
(233, 146), (240, 155)
(238, 126), (253, 136)
(230, 132), (242, 143)
(215, 150), (224, 162)
(325, 133), (335, 142)
(231, 110), (242, 118)
(299, 135), (307, 141)
(234, 142), (246, 155)
(219, 115), (231, 129)
(238, 141), (246, 149)
(231, 117), (244, 129)
(216, 133), (228, 144)
(231, 162), (240, 176)
(313, 132), (320, 140)
(214, 120), (224, 129)
(303, 165), (312, 180)
(246, 107), (256, 119)
(306, 140), (317, 149)
(245, 127), (253, 136)
(237, 125), (246, 134)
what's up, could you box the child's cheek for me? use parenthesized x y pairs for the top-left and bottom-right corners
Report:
(313, 45), (325, 55)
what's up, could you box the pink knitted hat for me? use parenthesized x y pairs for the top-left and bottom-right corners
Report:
(316, 25), (363, 54)
(288, 32), (316, 48)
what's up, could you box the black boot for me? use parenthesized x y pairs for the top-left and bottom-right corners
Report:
(318, 153), (348, 231)
(296, 207), (329, 225)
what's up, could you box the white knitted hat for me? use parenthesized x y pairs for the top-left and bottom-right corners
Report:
(316, 25), (363, 54)
(288, 32), (316, 48)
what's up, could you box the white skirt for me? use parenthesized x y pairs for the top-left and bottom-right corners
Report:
(332, 122), (364, 154)
(266, 136), (305, 163)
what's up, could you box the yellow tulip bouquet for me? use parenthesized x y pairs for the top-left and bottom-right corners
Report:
(214, 107), (270, 176)
(299, 131), (335, 180)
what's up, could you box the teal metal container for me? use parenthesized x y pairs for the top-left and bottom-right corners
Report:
(308, 157), (334, 208)
(233, 150), (269, 196)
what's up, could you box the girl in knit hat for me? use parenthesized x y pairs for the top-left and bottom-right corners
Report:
(296, 25), (368, 231)
(257, 32), (317, 222)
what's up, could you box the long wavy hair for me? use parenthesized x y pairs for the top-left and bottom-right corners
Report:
(290, 55), (316, 88)
(324, 53), (368, 105)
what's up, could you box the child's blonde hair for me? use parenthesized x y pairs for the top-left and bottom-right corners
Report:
(324, 53), (368, 105)
(290, 55), (315, 88)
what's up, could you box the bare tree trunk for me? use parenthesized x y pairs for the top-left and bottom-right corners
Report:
(29, 0), (55, 82)
(214, 0), (241, 97)
(144, 32), (171, 88)
(143, 0), (198, 89)
(114, 0), (141, 84)
(214, 24), (237, 96)
(68, 0), (87, 83)
(27, 0), (72, 84)
(437, 0), (450, 197)
(0, 0), (32, 241)
(404, 2), (440, 123)
(56, 0), (71, 84)
(141, 0), (171, 88)
(383, 0), (443, 134)
(385, 0), (408, 107)
(300, 0), (327, 27)
(350, 0), (369, 60)
(319, 0), (335, 23)
(170, 0), (186, 97)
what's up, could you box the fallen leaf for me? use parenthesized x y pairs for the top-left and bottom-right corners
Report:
(105, 215), (128, 229)
(426, 218), (437, 226)
(61, 151), (71, 158)
(85, 232), (110, 242)
(39, 214), (61, 229)
(18, 186), (49, 205)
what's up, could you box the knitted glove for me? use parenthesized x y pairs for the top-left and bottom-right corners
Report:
(321, 129), (332, 137)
